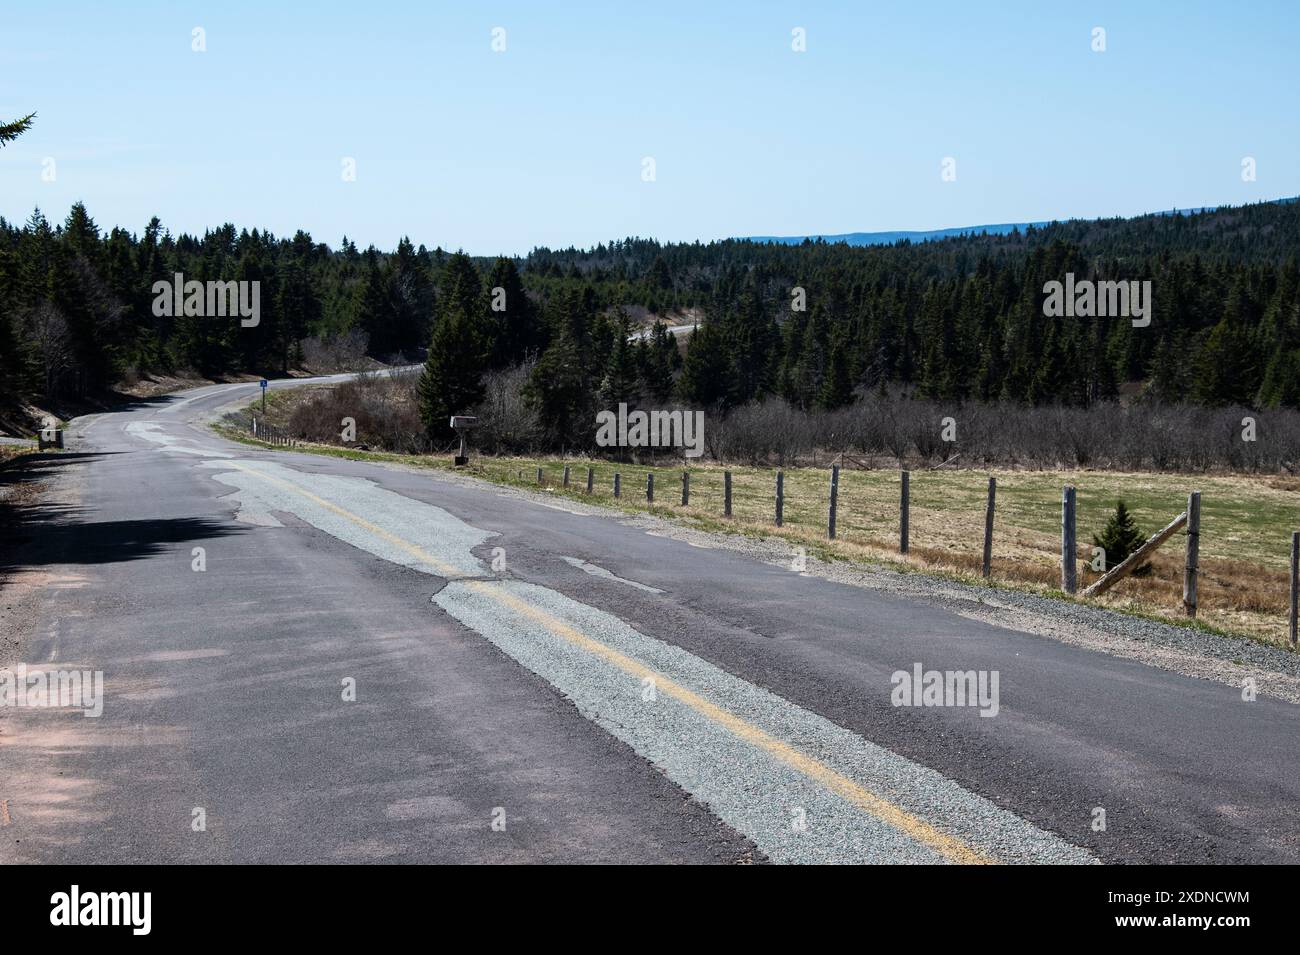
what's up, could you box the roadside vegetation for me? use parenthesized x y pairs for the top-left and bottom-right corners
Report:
(223, 378), (1300, 649)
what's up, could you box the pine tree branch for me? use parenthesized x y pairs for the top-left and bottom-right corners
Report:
(0, 112), (36, 147)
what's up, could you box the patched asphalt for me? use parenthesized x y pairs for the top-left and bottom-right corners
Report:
(2, 375), (1297, 864)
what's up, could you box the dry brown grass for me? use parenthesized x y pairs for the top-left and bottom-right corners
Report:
(461, 458), (1300, 648)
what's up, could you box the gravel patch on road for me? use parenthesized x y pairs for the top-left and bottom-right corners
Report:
(436, 577), (1094, 865)
(209, 454), (1091, 862)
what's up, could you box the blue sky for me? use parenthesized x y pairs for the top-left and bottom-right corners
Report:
(2, 1), (1296, 255)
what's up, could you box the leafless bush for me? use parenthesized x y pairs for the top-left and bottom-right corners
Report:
(288, 369), (433, 453)
(709, 393), (1300, 473)
(299, 330), (371, 374)
(712, 400), (812, 465)
(282, 365), (1300, 474)
(474, 362), (541, 453)
(25, 301), (72, 397)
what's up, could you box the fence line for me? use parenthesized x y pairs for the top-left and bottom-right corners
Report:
(391, 455), (1294, 641)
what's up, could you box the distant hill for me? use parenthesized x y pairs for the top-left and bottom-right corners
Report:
(743, 207), (1229, 247)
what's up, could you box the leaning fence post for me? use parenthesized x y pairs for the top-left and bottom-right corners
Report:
(828, 465), (840, 539)
(724, 471), (732, 517)
(775, 471), (784, 527)
(1183, 491), (1201, 617)
(586, 467), (594, 494)
(1062, 485), (1077, 594)
(646, 473), (654, 503)
(563, 465), (570, 489)
(899, 470), (910, 553)
(1290, 531), (1299, 646)
(681, 471), (689, 506)
(982, 477), (996, 578)
(614, 473), (621, 498)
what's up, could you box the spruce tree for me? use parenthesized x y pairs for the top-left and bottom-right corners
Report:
(418, 302), (486, 438)
(523, 327), (589, 448)
(484, 256), (539, 368)
(599, 310), (639, 408)
(818, 334), (855, 410)
(676, 321), (732, 409)
(1092, 500), (1150, 576)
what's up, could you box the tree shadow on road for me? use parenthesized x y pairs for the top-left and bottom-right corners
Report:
(0, 452), (244, 584)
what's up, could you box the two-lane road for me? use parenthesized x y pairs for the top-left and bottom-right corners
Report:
(2, 375), (1297, 863)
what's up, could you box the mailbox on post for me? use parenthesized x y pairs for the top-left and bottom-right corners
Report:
(449, 415), (479, 466)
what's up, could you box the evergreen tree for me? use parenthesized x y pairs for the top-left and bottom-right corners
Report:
(636, 322), (678, 401)
(1092, 500), (1150, 576)
(418, 301), (486, 437)
(818, 332), (855, 410)
(523, 327), (590, 448)
(484, 256), (540, 367)
(599, 309), (639, 408)
(677, 321), (732, 408)
(355, 247), (395, 357)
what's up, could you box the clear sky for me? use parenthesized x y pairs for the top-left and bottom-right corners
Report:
(2, 0), (1297, 255)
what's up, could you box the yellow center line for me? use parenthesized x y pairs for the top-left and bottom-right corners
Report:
(228, 462), (464, 578)
(230, 460), (994, 865)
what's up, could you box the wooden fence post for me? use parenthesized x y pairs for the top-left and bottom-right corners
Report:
(724, 471), (732, 518)
(1290, 531), (1298, 646)
(828, 465), (840, 539)
(899, 470), (910, 554)
(563, 465), (570, 489)
(1183, 491), (1201, 617)
(681, 471), (689, 506)
(586, 467), (594, 494)
(1061, 485), (1077, 595)
(775, 471), (784, 526)
(646, 473), (654, 503)
(982, 477), (996, 578)
(614, 473), (621, 498)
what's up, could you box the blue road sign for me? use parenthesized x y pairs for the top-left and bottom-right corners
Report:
(260, 379), (268, 389)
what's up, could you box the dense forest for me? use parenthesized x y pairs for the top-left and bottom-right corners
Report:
(2, 197), (1299, 447)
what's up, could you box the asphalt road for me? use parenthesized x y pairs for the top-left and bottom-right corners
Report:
(2, 375), (1297, 864)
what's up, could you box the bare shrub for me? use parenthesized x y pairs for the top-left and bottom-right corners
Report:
(474, 361), (540, 453)
(715, 400), (811, 466)
(300, 330), (371, 374)
(282, 367), (1300, 474)
(287, 369), (433, 454)
(716, 392), (1300, 473)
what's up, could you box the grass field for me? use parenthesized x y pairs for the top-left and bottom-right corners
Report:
(226, 392), (1300, 649)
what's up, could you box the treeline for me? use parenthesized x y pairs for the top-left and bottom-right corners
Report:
(3, 199), (1300, 440)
